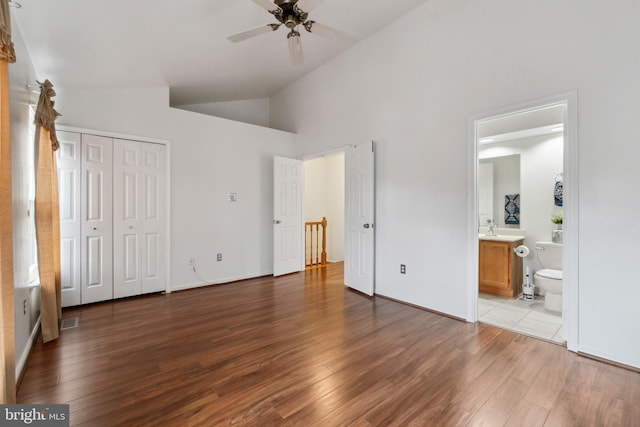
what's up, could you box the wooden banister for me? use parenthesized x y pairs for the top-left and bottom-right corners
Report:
(305, 217), (327, 268)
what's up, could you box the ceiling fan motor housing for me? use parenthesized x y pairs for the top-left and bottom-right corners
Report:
(273, 0), (308, 29)
(274, 0), (299, 6)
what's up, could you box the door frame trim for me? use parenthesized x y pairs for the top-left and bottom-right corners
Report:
(467, 91), (579, 352)
(301, 145), (350, 161)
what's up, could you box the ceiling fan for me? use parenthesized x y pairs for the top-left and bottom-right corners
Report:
(228, 0), (356, 65)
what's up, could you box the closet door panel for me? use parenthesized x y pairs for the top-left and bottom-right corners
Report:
(140, 143), (166, 294)
(57, 131), (82, 307)
(145, 233), (160, 280)
(123, 234), (139, 281)
(145, 174), (159, 220)
(81, 134), (113, 304)
(86, 235), (104, 285)
(113, 139), (142, 298)
(123, 173), (138, 220)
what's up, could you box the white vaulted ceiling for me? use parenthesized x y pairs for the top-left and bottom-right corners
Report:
(13, 0), (429, 106)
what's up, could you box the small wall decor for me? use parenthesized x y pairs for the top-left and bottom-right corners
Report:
(554, 173), (563, 206)
(504, 193), (520, 225)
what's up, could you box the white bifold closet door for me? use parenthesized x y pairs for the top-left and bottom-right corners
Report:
(81, 134), (114, 304)
(113, 139), (166, 298)
(57, 131), (82, 307)
(58, 131), (167, 307)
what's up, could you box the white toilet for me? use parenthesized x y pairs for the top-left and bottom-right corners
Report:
(534, 241), (563, 313)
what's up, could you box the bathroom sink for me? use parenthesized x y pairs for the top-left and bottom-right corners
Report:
(478, 234), (525, 242)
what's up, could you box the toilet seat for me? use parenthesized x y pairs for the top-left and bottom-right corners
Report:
(535, 269), (562, 280)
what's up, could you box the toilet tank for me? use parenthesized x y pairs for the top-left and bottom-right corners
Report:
(534, 241), (563, 270)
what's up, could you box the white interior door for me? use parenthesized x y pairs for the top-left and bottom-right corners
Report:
(57, 131), (82, 307)
(345, 142), (375, 295)
(81, 134), (113, 304)
(273, 156), (303, 276)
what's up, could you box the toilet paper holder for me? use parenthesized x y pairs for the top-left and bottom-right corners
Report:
(513, 245), (530, 257)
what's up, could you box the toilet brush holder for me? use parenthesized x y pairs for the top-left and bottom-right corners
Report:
(522, 283), (535, 301)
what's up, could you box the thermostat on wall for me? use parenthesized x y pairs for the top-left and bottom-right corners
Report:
(227, 192), (237, 202)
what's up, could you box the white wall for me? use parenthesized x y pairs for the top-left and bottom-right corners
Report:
(166, 108), (296, 288)
(325, 154), (345, 262)
(304, 153), (345, 262)
(520, 136), (564, 264)
(175, 98), (270, 128)
(304, 158), (325, 221)
(54, 87), (297, 291)
(270, 0), (640, 368)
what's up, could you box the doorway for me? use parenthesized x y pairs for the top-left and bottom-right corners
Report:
(300, 142), (375, 296)
(472, 94), (578, 350)
(303, 152), (346, 268)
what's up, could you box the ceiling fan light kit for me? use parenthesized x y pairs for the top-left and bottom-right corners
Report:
(229, 0), (356, 65)
(287, 30), (303, 65)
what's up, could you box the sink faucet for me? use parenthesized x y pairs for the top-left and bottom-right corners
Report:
(486, 219), (496, 236)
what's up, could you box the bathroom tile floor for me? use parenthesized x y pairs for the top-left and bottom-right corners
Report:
(478, 293), (566, 345)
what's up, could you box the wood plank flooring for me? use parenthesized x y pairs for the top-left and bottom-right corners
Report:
(18, 263), (639, 426)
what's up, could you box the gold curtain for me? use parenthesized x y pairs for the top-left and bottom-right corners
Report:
(34, 80), (61, 344)
(0, 0), (16, 405)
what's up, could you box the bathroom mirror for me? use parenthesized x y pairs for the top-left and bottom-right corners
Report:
(478, 154), (521, 228)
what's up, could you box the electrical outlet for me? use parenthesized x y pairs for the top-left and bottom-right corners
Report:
(400, 264), (406, 274)
(217, 253), (222, 262)
(188, 257), (195, 267)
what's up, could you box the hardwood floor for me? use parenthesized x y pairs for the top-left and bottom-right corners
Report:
(18, 263), (639, 426)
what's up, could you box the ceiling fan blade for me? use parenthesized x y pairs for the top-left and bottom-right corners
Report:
(304, 21), (356, 44)
(295, 0), (324, 13)
(252, 0), (281, 12)
(228, 24), (280, 43)
(287, 32), (304, 65)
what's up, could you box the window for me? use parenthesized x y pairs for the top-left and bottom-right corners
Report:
(26, 104), (39, 287)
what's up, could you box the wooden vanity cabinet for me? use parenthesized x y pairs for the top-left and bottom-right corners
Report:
(479, 239), (524, 297)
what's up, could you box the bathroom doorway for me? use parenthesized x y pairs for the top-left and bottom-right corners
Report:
(472, 95), (577, 348)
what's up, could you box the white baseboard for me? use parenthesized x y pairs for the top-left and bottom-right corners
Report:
(172, 272), (273, 292)
(16, 316), (40, 381)
(578, 345), (640, 371)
